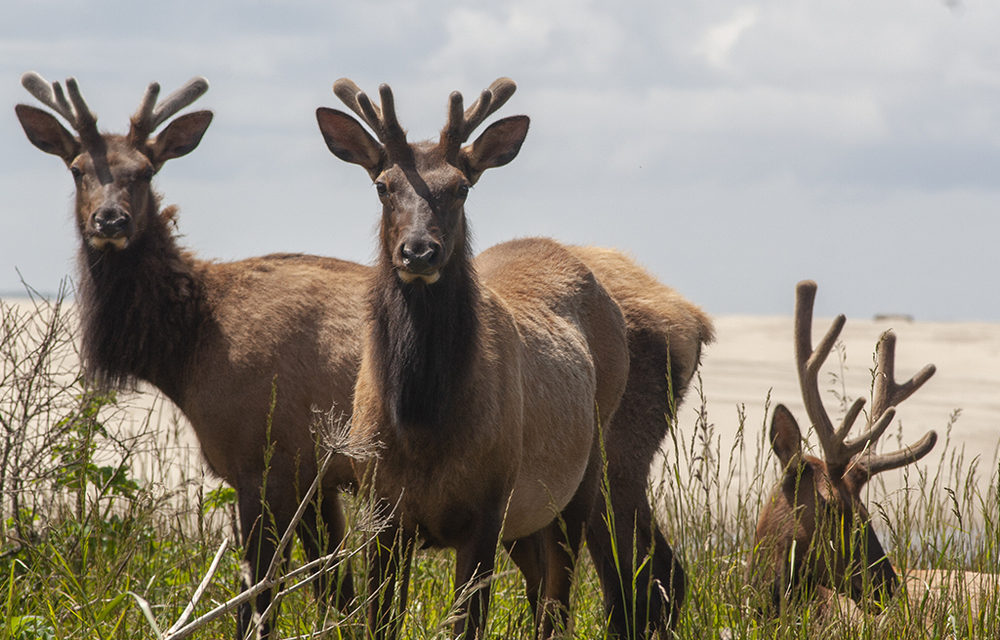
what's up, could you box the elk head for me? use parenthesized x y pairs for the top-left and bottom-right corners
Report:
(749, 280), (938, 614)
(15, 72), (212, 252)
(315, 78), (529, 284)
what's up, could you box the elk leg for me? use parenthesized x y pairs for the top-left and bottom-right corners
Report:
(587, 476), (685, 638)
(236, 479), (295, 640)
(453, 515), (502, 640)
(504, 533), (547, 631)
(536, 432), (602, 640)
(366, 522), (411, 640)
(296, 491), (356, 611)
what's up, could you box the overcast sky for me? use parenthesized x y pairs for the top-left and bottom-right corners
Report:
(2, 1), (998, 321)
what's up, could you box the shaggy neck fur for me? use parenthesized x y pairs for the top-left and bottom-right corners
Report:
(368, 233), (480, 432)
(77, 204), (205, 403)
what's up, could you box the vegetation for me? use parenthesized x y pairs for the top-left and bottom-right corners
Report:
(1, 291), (996, 638)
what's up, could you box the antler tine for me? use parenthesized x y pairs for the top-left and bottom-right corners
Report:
(129, 82), (161, 143)
(444, 91), (465, 145)
(460, 89), (495, 139)
(150, 76), (208, 129)
(870, 331), (937, 419)
(849, 330), (938, 475)
(21, 72), (100, 144)
(129, 77), (208, 146)
(21, 72), (74, 123)
(333, 79), (380, 132)
(794, 280), (860, 469)
(863, 430), (937, 477)
(464, 77), (516, 137)
(443, 77), (518, 149)
(377, 83), (406, 144)
(331, 78), (407, 151)
(64, 78), (98, 132)
(135, 82), (161, 127)
(333, 78), (377, 127)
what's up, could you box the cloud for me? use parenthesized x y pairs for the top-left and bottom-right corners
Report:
(425, 0), (625, 77)
(5, 0), (1000, 320)
(694, 6), (760, 70)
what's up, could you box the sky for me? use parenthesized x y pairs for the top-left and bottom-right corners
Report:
(1, 0), (998, 321)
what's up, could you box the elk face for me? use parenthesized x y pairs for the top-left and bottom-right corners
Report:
(754, 405), (898, 612)
(373, 144), (469, 285)
(66, 136), (155, 251)
(15, 80), (211, 254)
(316, 79), (528, 285)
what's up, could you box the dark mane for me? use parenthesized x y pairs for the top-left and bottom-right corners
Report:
(368, 238), (479, 430)
(77, 207), (204, 401)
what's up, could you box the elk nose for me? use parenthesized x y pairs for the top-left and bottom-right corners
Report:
(400, 239), (442, 271)
(93, 207), (131, 235)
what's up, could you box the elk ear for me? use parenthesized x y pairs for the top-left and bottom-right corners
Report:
(462, 115), (529, 183)
(770, 404), (803, 469)
(316, 107), (384, 179)
(148, 111), (213, 166)
(15, 104), (80, 164)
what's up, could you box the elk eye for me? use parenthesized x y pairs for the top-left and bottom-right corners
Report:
(70, 166), (83, 180)
(375, 181), (388, 197)
(456, 184), (470, 199)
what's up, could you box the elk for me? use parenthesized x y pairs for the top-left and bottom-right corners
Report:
(567, 245), (713, 636)
(316, 78), (632, 639)
(15, 73), (369, 639)
(748, 279), (940, 615)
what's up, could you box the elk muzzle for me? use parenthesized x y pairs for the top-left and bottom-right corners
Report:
(396, 236), (443, 284)
(88, 205), (132, 250)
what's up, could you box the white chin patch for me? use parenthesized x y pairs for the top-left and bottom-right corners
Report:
(89, 236), (128, 250)
(397, 270), (440, 285)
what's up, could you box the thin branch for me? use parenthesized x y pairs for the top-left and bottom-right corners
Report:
(165, 537), (230, 635)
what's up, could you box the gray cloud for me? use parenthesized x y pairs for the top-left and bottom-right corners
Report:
(3, 0), (999, 320)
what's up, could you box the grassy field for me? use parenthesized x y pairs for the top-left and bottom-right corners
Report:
(1, 292), (997, 639)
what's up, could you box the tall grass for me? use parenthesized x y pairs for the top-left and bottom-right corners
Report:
(1, 291), (996, 638)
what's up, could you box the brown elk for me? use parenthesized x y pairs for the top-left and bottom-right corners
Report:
(15, 73), (369, 639)
(316, 78), (714, 639)
(748, 280), (939, 615)
(316, 78), (632, 639)
(567, 245), (713, 636)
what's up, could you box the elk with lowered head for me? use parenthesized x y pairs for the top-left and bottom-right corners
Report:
(316, 78), (631, 639)
(15, 73), (367, 639)
(748, 280), (939, 615)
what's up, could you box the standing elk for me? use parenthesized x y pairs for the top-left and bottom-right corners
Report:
(316, 78), (714, 639)
(15, 73), (369, 639)
(316, 78), (631, 639)
(567, 245), (713, 637)
(748, 280), (940, 615)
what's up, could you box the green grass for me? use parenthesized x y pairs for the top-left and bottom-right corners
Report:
(1, 292), (997, 639)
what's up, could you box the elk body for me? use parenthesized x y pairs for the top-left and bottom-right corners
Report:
(568, 246), (713, 635)
(316, 79), (633, 639)
(15, 73), (367, 639)
(748, 280), (940, 615)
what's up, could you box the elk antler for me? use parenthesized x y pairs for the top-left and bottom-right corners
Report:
(332, 78), (408, 156)
(129, 76), (209, 145)
(440, 77), (517, 159)
(862, 331), (937, 475)
(794, 280), (937, 475)
(21, 71), (101, 146)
